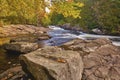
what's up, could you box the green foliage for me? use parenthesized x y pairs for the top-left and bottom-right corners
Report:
(0, 0), (119, 34)
(76, 0), (120, 34)
(41, 15), (51, 26)
(51, 2), (84, 18)
(0, 0), (45, 25)
(74, 0), (98, 29)
(92, 0), (120, 33)
(42, 1), (84, 26)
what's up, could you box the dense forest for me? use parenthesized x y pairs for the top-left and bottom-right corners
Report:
(0, 0), (120, 34)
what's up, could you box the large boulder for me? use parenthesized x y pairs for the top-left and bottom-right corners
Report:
(83, 44), (120, 80)
(20, 46), (83, 80)
(3, 42), (39, 53)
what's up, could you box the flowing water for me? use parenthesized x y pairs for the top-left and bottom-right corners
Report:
(44, 26), (120, 46)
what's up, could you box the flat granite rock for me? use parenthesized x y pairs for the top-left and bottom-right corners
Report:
(60, 38), (112, 56)
(20, 46), (83, 80)
(3, 42), (39, 53)
(83, 44), (120, 80)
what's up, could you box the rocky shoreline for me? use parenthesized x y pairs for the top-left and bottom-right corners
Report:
(0, 25), (51, 80)
(0, 25), (50, 38)
(19, 38), (120, 80)
(0, 25), (120, 80)
(1, 38), (120, 80)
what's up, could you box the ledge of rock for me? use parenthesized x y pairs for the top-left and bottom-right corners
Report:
(60, 38), (120, 80)
(3, 42), (39, 53)
(18, 38), (120, 80)
(60, 38), (112, 56)
(83, 44), (120, 80)
(20, 46), (83, 80)
(0, 25), (49, 38)
(9, 33), (51, 43)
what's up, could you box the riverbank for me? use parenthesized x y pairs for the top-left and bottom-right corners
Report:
(59, 24), (120, 36)
(0, 25), (49, 38)
(0, 25), (51, 80)
(0, 25), (120, 80)
(0, 25), (50, 45)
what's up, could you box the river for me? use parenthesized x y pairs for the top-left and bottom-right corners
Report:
(44, 26), (120, 46)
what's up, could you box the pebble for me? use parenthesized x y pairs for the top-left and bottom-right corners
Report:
(1, 76), (8, 80)
(17, 64), (21, 66)
(20, 78), (23, 80)
(8, 73), (13, 77)
(8, 62), (12, 64)
(12, 64), (16, 66)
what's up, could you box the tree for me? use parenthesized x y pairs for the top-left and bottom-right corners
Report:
(42, 0), (84, 25)
(0, 0), (45, 25)
(92, 0), (120, 34)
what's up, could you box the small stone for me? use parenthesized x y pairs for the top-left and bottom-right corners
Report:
(8, 62), (11, 64)
(8, 73), (13, 78)
(4, 76), (8, 80)
(12, 64), (16, 66)
(17, 64), (21, 66)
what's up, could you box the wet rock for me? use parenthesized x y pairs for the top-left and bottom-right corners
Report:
(37, 34), (51, 40)
(20, 46), (83, 80)
(4, 42), (39, 53)
(92, 28), (104, 34)
(61, 23), (71, 30)
(83, 44), (120, 80)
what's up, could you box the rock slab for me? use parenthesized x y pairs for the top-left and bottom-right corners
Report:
(60, 38), (120, 80)
(83, 44), (120, 80)
(4, 42), (39, 53)
(60, 38), (112, 56)
(0, 25), (49, 37)
(20, 46), (83, 80)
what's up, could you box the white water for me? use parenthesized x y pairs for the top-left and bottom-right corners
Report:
(45, 26), (120, 46)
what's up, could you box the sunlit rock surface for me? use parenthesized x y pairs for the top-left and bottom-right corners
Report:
(0, 25), (49, 37)
(83, 44), (120, 80)
(20, 46), (83, 80)
(60, 38), (120, 80)
(3, 42), (39, 53)
(60, 38), (112, 56)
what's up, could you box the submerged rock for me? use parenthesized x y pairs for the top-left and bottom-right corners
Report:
(20, 46), (83, 80)
(3, 42), (39, 53)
